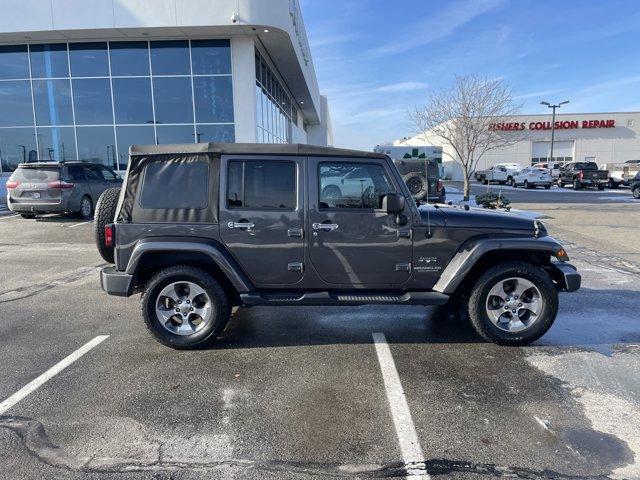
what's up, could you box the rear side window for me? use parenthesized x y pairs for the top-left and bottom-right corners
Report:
(10, 167), (60, 182)
(227, 160), (296, 209)
(140, 161), (209, 209)
(575, 162), (598, 170)
(66, 165), (85, 181)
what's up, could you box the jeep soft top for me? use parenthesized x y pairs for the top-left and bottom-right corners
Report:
(95, 143), (580, 349)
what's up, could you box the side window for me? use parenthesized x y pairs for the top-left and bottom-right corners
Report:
(66, 165), (85, 181)
(139, 160), (209, 209)
(99, 165), (117, 181)
(319, 162), (394, 209)
(84, 165), (102, 180)
(227, 160), (296, 209)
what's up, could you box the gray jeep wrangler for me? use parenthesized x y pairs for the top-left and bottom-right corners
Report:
(96, 143), (580, 349)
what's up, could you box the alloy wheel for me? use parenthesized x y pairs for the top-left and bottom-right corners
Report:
(485, 277), (544, 333)
(155, 281), (213, 336)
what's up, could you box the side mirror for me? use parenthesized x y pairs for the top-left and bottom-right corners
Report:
(382, 193), (405, 214)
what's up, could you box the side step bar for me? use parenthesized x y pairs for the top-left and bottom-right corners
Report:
(240, 291), (449, 307)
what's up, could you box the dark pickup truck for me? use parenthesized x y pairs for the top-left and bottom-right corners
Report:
(558, 162), (608, 190)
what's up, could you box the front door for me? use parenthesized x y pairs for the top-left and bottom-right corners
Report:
(308, 158), (412, 286)
(219, 156), (305, 286)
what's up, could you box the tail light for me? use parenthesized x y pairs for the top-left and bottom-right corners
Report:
(436, 179), (443, 192)
(578, 171), (584, 180)
(5, 180), (20, 189)
(104, 224), (114, 247)
(48, 180), (75, 189)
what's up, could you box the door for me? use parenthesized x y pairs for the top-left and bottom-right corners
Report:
(308, 158), (412, 286)
(82, 165), (105, 200)
(219, 156), (305, 286)
(95, 165), (120, 196)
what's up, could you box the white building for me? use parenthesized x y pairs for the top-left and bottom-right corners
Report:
(0, 0), (332, 173)
(395, 112), (640, 181)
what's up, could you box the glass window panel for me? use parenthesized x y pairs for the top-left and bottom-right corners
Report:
(191, 39), (231, 75)
(115, 125), (155, 169)
(140, 161), (209, 209)
(156, 125), (195, 144)
(0, 81), (33, 127)
(76, 126), (116, 166)
(112, 77), (153, 125)
(193, 76), (234, 123)
(109, 41), (149, 76)
(35, 127), (76, 161)
(72, 78), (113, 125)
(153, 77), (193, 124)
(150, 41), (190, 75)
(195, 124), (235, 143)
(33, 79), (74, 126)
(29, 44), (69, 78)
(0, 45), (29, 80)
(227, 160), (295, 209)
(69, 42), (109, 77)
(319, 163), (394, 209)
(0, 127), (37, 171)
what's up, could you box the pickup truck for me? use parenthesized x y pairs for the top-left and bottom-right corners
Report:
(475, 163), (521, 185)
(600, 160), (640, 188)
(558, 162), (608, 190)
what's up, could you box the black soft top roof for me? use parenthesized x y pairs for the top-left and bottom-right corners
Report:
(129, 143), (387, 159)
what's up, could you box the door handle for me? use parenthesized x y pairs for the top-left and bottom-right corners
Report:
(228, 221), (255, 231)
(312, 222), (339, 231)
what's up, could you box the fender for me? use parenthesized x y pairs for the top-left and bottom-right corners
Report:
(432, 236), (568, 294)
(126, 239), (254, 293)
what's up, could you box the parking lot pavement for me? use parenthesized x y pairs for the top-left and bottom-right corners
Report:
(0, 212), (639, 479)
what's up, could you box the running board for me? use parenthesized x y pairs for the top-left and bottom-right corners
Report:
(240, 291), (449, 307)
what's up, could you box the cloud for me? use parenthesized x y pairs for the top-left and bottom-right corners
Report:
(515, 88), (565, 100)
(364, 0), (507, 57)
(374, 82), (429, 93)
(308, 32), (361, 48)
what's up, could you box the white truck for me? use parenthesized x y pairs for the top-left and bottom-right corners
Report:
(475, 163), (521, 185)
(601, 160), (640, 188)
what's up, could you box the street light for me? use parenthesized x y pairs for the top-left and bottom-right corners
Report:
(540, 100), (569, 165)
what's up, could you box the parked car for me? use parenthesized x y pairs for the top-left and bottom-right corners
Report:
(475, 163), (521, 185)
(510, 167), (553, 189)
(558, 162), (608, 190)
(532, 162), (561, 181)
(96, 143), (580, 349)
(393, 157), (445, 203)
(5, 161), (122, 219)
(631, 171), (640, 200)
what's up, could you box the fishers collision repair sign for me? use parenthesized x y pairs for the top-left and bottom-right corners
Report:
(488, 119), (616, 131)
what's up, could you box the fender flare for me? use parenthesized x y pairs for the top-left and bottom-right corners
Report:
(125, 239), (254, 293)
(432, 236), (567, 294)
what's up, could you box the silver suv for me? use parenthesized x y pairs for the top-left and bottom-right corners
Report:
(6, 161), (122, 219)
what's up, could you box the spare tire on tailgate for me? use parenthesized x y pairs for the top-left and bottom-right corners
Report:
(402, 172), (428, 200)
(94, 187), (121, 263)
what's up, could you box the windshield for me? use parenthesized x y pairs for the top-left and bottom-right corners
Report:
(10, 167), (61, 182)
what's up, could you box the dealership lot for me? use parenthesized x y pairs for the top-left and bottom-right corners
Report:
(0, 192), (639, 479)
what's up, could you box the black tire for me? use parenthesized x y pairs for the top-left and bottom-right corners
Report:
(633, 186), (640, 199)
(524, 180), (530, 189)
(78, 195), (93, 219)
(544, 184), (551, 190)
(597, 184), (605, 191)
(573, 179), (581, 190)
(94, 187), (121, 263)
(20, 213), (36, 219)
(467, 261), (558, 346)
(141, 266), (231, 349)
(402, 172), (427, 200)
(608, 179), (619, 189)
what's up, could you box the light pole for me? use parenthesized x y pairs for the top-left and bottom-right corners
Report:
(540, 100), (569, 165)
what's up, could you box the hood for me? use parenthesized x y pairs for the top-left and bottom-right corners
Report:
(419, 204), (535, 231)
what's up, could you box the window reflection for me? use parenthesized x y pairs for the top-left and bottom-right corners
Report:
(72, 78), (113, 125)
(193, 76), (234, 123)
(112, 78), (153, 125)
(150, 41), (190, 75)
(33, 79), (74, 126)
(195, 124), (235, 143)
(109, 42), (149, 76)
(0, 45), (29, 80)
(0, 128), (37, 171)
(115, 125), (155, 169)
(191, 39), (231, 75)
(153, 77), (193, 124)
(35, 127), (76, 161)
(69, 42), (109, 77)
(0, 81), (34, 127)
(156, 125), (195, 144)
(30, 44), (69, 78)
(76, 126), (116, 167)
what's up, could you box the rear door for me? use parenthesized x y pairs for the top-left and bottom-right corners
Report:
(307, 157), (412, 286)
(219, 156), (305, 286)
(83, 165), (104, 200)
(8, 166), (62, 205)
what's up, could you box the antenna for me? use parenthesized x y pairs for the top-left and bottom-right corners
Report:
(424, 152), (431, 236)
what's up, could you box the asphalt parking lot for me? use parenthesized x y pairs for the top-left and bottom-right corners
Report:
(0, 189), (639, 480)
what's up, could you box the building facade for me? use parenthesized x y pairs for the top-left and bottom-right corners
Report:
(395, 112), (640, 181)
(0, 0), (332, 173)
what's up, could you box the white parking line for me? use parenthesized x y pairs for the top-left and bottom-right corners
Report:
(372, 332), (429, 479)
(67, 220), (92, 228)
(0, 214), (19, 220)
(0, 335), (109, 415)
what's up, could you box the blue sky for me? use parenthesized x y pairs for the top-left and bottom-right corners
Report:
(300, 0), (640, 150)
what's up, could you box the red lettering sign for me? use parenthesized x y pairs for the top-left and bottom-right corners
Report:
(491, 119), (615, 131)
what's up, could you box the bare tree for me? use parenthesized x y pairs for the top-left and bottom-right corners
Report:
(409, 75), (522, 200)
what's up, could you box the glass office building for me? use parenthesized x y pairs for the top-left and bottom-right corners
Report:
(0, 40), (235, 171)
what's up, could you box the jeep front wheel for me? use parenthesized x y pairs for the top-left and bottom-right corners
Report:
(142, 266), (231, 349)
(467, 261), (558, 345)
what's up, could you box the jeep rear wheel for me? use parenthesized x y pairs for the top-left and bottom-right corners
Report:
(142, 266), (231, 349)
(467, 261), (558, 345)
(633, 186), (640, 199)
